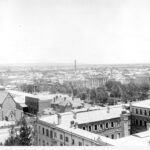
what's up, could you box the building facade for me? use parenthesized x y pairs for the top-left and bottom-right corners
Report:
(36, 105), (130, 146)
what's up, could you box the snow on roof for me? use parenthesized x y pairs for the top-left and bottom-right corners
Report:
(14, 96), (25, 104)
(39, 105), (126, 127)
(8, 90), (34, 98)
(57, 124), (114, 145)
(110, 130), (150, 146)
(8, 90), (68, 101)
(0, 121), (15, 127)
(131, 99), (150, 109)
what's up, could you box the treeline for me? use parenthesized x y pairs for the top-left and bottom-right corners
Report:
(19, 80), (150, 104)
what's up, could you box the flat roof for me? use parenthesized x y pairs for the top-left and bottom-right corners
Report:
(109, 130), (150, 146)
(131, 99), (150, 109)
(39, 105), (127, 127)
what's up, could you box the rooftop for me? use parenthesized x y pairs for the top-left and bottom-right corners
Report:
(131, 99), (150, 109)
(39, 105), (127, 127)
(109, 130), (150, 146)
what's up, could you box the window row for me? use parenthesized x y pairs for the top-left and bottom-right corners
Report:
(134, 119), (147, 127)
(105, 133), (120, 139)
(38, 126), (82, 145)
(39, 126), (54, 138)
(134, 108), (150, 116)
(39, 138), (83, 146)
(82, 121), (120, 131)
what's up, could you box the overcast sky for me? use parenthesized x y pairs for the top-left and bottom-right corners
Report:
(1, 0), (150, 65)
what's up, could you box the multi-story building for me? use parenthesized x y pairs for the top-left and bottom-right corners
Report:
(84, 76), (108, 89)
(130, 100), (150, 134)
(36, 105), (130, 146)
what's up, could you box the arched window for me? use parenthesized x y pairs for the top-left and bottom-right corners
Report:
(111, 134), (114, 139)
(111, 122), (114, 128)
(105, 123), (108, 129)
(94, 125), (97, 130)
(88, 126), (92, 131)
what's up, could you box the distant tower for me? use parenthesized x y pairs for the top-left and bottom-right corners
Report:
(74, 60), (77, 73)
(111, 67), (113, 79)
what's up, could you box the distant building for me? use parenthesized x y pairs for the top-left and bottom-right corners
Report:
(51, 95), (84, 113)
(25, 94), (55, 115)
(84, 76), (108, 89)
(133, 75), (150, 86)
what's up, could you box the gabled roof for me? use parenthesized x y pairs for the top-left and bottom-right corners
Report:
(0, 91), (9, 105)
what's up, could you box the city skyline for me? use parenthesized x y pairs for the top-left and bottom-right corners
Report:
(1, 0), (150, 65)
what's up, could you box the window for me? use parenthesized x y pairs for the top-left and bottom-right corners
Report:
(43, 140), (45, 146)
(105, 123), (108, 129)
(39, 126), (40, 134)
(100, 124), (103, 129)
(144, 110), (147, 116)
(94, 125), (97, 131)
(60, 134), (63, 140)
(54, 132), (57, 138)
(111, 134), (114, 139)
(50, 131), (53, 138)
(117, 122), (120, 127)
(117, 133), (120, 138)
(88, 126), (92, 131)
(144, 121), (147, 127)
(79, 142), (82, 146)
(46, 129), (49, 137)
(135, 119), (138, 125)
(39, 139), (41, 145)
(60, 143), (63, 146)
(82, 127), (86, 130)
(65, 137), (69, 142)
(140, 120), (142, 126)
(149, 111), (150, 116)
(140, 109), (143, 115)
(42, 128), (45, 135)
(111, 122), (114, 128)
(136, 109), (138, 114)
(72, 139), (75, 145)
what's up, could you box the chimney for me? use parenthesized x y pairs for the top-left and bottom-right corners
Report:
(147, 122), (150, 130)
(57, 114), (61, 125)
(74, 122), (78, 129)
(70, 121), (75, 128)
(73, 111), (77, 119)
(107, 106), (110, 113)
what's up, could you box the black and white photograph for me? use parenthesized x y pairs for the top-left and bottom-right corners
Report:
(0, 0), (150, 147)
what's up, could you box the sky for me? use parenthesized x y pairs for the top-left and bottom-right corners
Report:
(1, 0), (150, 65)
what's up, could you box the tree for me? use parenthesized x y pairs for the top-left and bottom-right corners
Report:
(96, 87), (108, 104)
(4, 125), (19, 146)
(18, 117), (32, 146)
(4, 117), (32, 146)
(90, 88), (97, 104)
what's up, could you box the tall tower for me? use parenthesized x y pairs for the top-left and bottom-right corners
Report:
(74, 60), (77, 73)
